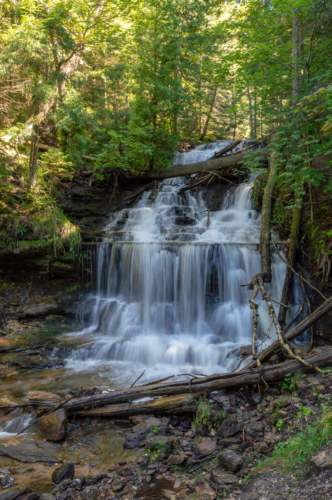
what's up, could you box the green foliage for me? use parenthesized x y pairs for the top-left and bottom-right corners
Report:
(295, 403), (313, 420)
(258, 406), (332, 475)
(145, 440), (169, 458)
(194, 396), (226, 431)
(282, 372), (302, 395)
(146, 426), (160, 438)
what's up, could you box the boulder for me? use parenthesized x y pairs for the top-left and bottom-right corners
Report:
(51, 464), (74, 485)
(0, 468), (13, 488)
(253, 441), (269, 454)
(195, 479), (215, 497)
(196, 437), (218, 454)
(218, 437), (242, 447)
(111, 479), (125, 492)
(123, 433), (146, 449)
(240, 345), (252, 356)
(132, 417), (163, 436)
(210, 468), (239, 485)
(38, 409), (67, 442)
(218, 450), (244, 472)
(218, 418), (242, 438)
(167, 455), (186, 466)
(245, 420), (264, 438)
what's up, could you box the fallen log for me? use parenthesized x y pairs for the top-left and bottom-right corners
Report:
(141, 149), (268, 181)
(211, 140), (242, 158)
(20, 346), (332, 418)
(18, 345), (332, 416)
(76, 393), (199, 417)
(243, 295), (332, 370)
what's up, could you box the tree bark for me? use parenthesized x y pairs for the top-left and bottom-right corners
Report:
(141, 149), (268, 181)
(259, 148), (278, 282)
(76, 393), (198, 417)
(28, 124), (40, 191)
(199, 86), (218, 141)
(20, 346), (332, 416)
(292, 9), (300, 104)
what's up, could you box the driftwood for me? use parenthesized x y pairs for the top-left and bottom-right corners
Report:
(243, 295), (332, 370)
(141, 149), (268, 181)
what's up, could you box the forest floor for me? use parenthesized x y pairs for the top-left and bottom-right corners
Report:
(2, 360), (332, 500)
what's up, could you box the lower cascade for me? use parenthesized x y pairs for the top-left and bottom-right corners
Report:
(66, 142), (287, 380)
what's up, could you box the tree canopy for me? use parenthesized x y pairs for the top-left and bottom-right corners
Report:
(0, 0), (332, 218)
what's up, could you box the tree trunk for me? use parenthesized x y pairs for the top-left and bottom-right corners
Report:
(28, 124), (40, 191)
(292, 9), (300, 104)
(259, 148), (278, 282)
(278, 199), (302, 326)
(142, 149), (268, 181)
(199, 86), (218, 141)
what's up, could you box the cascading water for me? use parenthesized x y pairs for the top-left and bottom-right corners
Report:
(64, 141), (287, 382)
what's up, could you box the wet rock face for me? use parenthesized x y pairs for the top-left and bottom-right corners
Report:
(52, 464), (75, 485)
(38, 409), (67, 442)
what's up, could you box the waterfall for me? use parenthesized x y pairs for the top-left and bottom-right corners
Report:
(65, 141), (287, 381)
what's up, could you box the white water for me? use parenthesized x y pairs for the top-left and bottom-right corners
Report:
(0, 410), (35, 438)
(62, 141), (287, 382)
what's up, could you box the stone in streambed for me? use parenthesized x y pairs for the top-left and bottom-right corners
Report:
(52, 464), (74, 485)
(0, 468), (13, 489)
(38, 409), (67, 441)
(218, 450), (244, 472)
(26, 391), (60, 403)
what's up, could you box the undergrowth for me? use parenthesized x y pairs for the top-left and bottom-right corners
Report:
(0, 149), (81, 257)
(257, 406), (332, 475)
